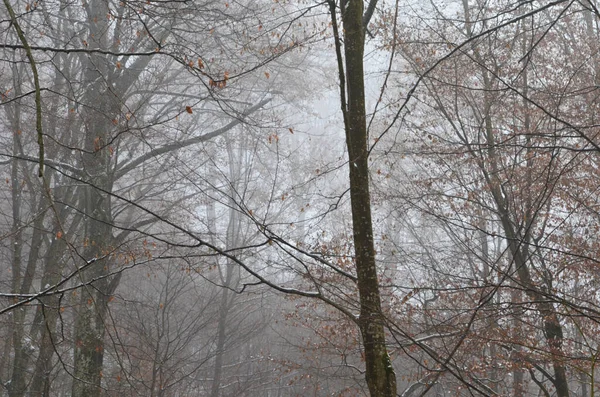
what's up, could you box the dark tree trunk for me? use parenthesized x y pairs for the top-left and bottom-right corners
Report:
(340, 0), (397, 395)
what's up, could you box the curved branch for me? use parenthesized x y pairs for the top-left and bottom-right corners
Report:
(115, 97), (272, 179)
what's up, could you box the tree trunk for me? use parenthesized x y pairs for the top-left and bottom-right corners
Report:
(8, 76), (27, 397)
(511, 287), (526, 397)
(482, 97), (570, 397)
(29, 309), (60, 397)
(71, 4), (118, 394)
(341, 0), (397, 395)
(210, 286), (231, 397)
(71, 167), (115, 397)
(210, 136), (244, 397)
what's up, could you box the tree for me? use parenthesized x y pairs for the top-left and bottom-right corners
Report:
(370, 0), (600, 395)
(329, 0), (398, 392)
(0, 0), (287, 395)
(6, 0), (600, 396)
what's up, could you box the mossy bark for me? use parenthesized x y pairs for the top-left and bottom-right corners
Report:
(342, 0), (397, 395)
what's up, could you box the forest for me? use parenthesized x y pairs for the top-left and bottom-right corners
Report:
(0, 0), (599, 396)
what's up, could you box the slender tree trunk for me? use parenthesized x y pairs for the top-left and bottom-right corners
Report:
(482, 100), (570, 397)
(478, 220), (500, 394)
(340, 0), (397, 395)
(574, 326), (588, 397)
(210, 286), (231, 397)
(8, 80), (27, 397)
(511, 286), (526, 396)
(210, 136), (244, 397)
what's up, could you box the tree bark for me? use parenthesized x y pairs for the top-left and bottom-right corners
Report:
(340, 0), (397, 395)
(71, 3), (122, 394)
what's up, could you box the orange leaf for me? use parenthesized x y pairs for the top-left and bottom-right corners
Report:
(56, 231), (63, 239)
(264, 72), (270, 79)
(185, 106), (193, 114)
